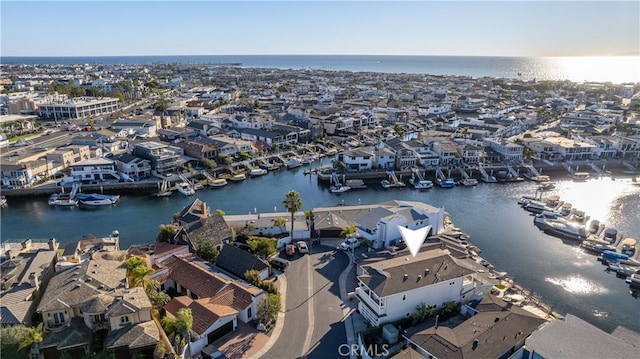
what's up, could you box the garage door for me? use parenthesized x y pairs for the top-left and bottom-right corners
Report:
(207, 320), (234, 344)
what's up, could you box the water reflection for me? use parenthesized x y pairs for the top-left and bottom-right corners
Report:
(545, 275), (609, 295)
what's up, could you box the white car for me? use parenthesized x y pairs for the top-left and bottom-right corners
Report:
(296, 241), (309, 254)
(339, 237), (361, 250)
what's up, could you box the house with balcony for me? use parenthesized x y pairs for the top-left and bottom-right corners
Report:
(543, 137), (597, 161)
(485, 138), (524, 163)
(69, 157), (121, 182)
(432, 141), (462, 166)
(356, 248), (476, 327)
(374, 147), (397, 170)
(457, 143), (485, 164)
(113, 153), (152, 180)
(132, 141), (184, 175)
(36, 249), (160, 359)
(156, 254), (264, 354)
(209, 135), (255, 157)
(338, 147), (375, 171)
(1, 238), (59, 326)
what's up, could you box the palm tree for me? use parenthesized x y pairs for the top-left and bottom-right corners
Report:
(282, 190), (302, 240)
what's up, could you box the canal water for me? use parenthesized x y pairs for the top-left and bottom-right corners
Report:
(1, 164), (639, 334)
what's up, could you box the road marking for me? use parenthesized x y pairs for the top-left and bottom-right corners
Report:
(302, 253), (314, 357)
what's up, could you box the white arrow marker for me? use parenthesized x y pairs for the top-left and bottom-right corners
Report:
(398, 226), (430, 258)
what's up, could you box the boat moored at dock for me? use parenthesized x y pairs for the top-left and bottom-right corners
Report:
(176, 182), (195, 196)
(76, 193), (119, 206)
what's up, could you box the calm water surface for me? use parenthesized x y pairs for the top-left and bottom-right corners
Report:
(2, 167), (639, 334)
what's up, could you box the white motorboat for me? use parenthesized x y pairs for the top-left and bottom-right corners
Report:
(459, 178), (478, 187)
(330, 184), (351, 193)
(301, 155), (317, 165)
(176, 182), (195, 196)
(48, 193), (78, 206)
(534, 217), (587, 241)
(229, 173), (246, 182)
(410, 178), (434, 189)
(209, 178), (228, 188)
(570, 172), (590, 181)
(287, 157), (303, 169)
(250, 168), (268, 177)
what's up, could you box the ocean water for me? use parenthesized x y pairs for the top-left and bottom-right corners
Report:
(2, 55), (639, 84)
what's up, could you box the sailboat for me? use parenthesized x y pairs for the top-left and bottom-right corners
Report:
(155, 179), (172, 197)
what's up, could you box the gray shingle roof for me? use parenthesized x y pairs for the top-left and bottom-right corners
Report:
(216, 244), (269, 278)
(105, 320), (160, 350)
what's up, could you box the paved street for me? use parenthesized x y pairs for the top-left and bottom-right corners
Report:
(262, 245), (349, 359)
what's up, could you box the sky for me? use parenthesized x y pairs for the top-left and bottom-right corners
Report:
(1, 1), (638, 57)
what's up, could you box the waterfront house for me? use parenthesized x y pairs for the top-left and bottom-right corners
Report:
(431, 140), (461, 166)
(172, 198), (232, 252)
(0, 238), (59, 326)
(113, 153), (152, 180)
(173, 137), (219, 162)
(485, 138), (524, 163)
(312, 200), (446, 249)
(157, 254), (264, 354)
(132, 141), (184, 175)
(356, 248), (476, 327)
(402, 293), (547, 359)
(208, 135), (256, 157)
(36, 248), (160, 359)
(69, 157), (121, 183)
(457, 143), (485, 164)
(338, 147), (375, 171)
(215, 244), (270, 280)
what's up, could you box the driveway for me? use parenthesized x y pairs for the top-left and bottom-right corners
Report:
(261, 244), (349, 359)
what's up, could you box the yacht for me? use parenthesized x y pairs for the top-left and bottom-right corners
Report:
(410, 178), (434, 189)
(76, 193), (119, 206)
(286, 157), (303, 169)
(229, 173), (246, 182)
(580, 239), (616, 254)
(436, 178), (456, 188)
(48, 193), (78, 207)
(209, 178), (228, 188)
(535, 217), (587, 241)
(459, 178), (478, 187)
(570, 172), (590, 181)
(176, 182), (195, 196)
(250, 168), (268, 177)
(330, 184), (351, 193)
(523, 201), (554, 214)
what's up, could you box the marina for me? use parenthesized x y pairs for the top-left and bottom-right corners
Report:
(2, 168), (639, 334)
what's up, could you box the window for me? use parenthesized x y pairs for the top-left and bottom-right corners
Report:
(53, 312), (65, 324)
(120, 316), (130, 324)
(402, 295), (406, 301)
(247, 307), (252, 319)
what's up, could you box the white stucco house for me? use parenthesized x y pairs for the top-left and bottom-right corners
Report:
(356, 248), (476, 327)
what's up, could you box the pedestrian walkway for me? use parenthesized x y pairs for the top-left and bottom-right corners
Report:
(248, 273), (287, 359)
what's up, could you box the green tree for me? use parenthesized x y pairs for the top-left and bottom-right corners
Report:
(273, 217), (287, 231)
(340, 225), (357, 238)
(203, 158), (218, 170)
(256, 293), (281, 325)
(156, 224), (176, 243)
(283, 190), (302, 239)
(247, 237), (277, 258)
(215, 209), (226, 216)
(146, 280), (170, 309)
(244, 269), (262, 286)
(195, 237), (219, 263)
(238, 152), (251, 161)
(174, 308), (193, 334)
(0, 324), (43, 351)
(125, 256), (147, 270)
(393, 123), (405, 138)
(412, 303), (434, 325)
(130, 264), (154, 288)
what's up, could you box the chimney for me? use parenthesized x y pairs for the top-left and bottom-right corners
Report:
(22, 239), (32, 251)
(435, 315), (439, 328)
(48, 238), (58, 251)
(29, 272), (39, 289)
(6, 250), (15, 260)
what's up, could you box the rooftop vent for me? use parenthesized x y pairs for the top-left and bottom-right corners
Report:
(424, 269), (430, 276)
(403, 274), (409, 281)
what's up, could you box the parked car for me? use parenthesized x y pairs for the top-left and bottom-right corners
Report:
(269, 257), (289, 272)
(339, 236), (361, 250)
(297, 241), (309, 254)
(285, 243), (296, 256)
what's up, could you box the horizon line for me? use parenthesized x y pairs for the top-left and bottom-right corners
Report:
(2, 53), (639, 58)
